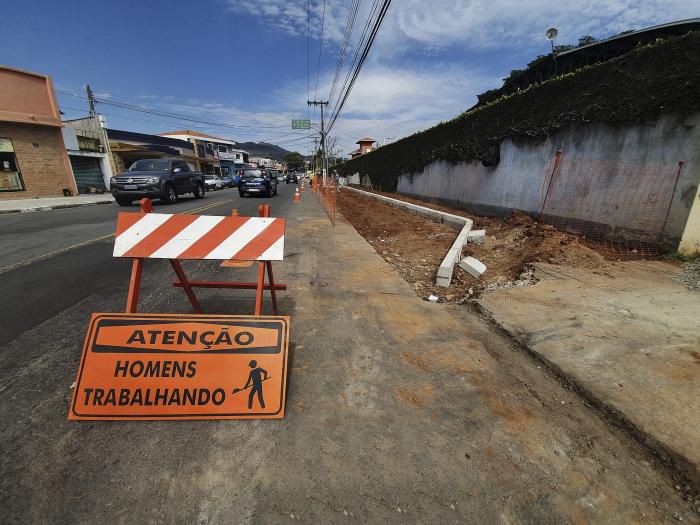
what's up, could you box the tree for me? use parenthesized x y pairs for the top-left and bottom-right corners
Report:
(578, 35), (597, 46)
(282, 152), (305, 171)
(325, 135), (344, 165)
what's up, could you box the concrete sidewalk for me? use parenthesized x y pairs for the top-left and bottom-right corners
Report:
(0, 192), (695, 522)
(0, 193), (114, 214)
(478, 261), (700, 486)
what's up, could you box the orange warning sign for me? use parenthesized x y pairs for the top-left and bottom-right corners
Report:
(69, 313), (289, 420)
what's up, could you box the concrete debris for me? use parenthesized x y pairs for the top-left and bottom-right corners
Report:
(458, 256), (487, 278)
(483, 264), (538, 292)
(467, 229), (486, 244)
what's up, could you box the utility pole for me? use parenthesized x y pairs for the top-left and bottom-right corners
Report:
(307, 100), (329, 184)
(86, 84), (96, 117)
(312, 137), (319, 176)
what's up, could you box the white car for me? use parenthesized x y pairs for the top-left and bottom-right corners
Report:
(204, 175), (224, 191)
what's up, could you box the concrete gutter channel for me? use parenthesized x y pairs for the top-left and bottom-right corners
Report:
(344, 186), (473, 287)
(344, 185), (699, 494)
(473, 300), (700, 492)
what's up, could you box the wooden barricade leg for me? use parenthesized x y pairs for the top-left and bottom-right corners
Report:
(254, 262), (266, 315)
(126, 258), (144, 313)
(265, 261), (278, 315)
(170, 259), (203, 314)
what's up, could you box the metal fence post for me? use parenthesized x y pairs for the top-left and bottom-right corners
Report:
(540, 149), (563, 220)
(658, 160), (685, 242)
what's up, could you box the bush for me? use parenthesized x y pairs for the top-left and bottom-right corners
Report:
(337, 31), (700, 191)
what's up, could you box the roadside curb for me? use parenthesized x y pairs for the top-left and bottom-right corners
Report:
(343, 186), (473, 287)
(0, 199), (114, 215)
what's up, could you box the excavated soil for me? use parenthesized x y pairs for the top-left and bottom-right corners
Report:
(337, 188), (613, 301)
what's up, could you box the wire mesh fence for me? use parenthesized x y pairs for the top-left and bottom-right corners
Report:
(316, 178), (337, 226)
(538, 151), (683, 256)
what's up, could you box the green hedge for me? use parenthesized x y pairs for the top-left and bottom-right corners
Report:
(337, 31), (700, 191)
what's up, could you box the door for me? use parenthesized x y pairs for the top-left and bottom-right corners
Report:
(69, 156), (105, 194)
(172, 161), (193, 192)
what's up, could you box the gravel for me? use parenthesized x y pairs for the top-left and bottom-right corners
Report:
(674, 258), (700, 291)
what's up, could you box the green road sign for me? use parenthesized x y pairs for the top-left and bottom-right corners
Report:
(292, 119), (311, 129)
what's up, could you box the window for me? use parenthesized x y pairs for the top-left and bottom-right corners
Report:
(0, 138), (25, 192)
(129, 160), (171, 172)
(218, 145), (227, 153)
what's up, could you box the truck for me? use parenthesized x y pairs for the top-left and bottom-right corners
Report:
(110, 158), (205, 206)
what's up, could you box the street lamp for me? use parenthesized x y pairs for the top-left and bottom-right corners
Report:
(545, 27), (558, 60)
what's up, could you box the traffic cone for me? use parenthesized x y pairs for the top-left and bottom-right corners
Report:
(293, 187), (301, 202)
(300, 181), (305, 193)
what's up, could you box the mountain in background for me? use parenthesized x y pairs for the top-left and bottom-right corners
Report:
(235, 142), (298, 161)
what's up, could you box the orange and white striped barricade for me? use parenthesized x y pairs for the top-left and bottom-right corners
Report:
(115, 199), (285, 316)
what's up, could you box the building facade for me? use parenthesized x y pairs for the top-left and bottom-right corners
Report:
(0, 66), (76, 199)
(248, 156), (275, 168)
(159, 130), (248, 176)
(107, 129), (197, 173)
(62, 116), (114, 192)
(350, 137), (377, 159)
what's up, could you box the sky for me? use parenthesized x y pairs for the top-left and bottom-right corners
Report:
(4, 0), (700, 156)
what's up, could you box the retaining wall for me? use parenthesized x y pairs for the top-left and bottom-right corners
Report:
(389, 113), (700, 242)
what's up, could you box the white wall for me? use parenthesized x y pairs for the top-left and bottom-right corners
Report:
(395, 112), (700, 240)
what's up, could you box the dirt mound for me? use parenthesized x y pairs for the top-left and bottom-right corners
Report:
(337, 190), (611, 302)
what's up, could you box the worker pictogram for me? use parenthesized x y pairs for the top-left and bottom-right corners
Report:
(68, 313), (290, 420)
(233, 360), (269, 409)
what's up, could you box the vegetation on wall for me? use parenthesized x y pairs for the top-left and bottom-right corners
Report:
(337, 31), (700, 191)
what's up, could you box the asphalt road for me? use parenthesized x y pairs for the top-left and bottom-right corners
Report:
(0, 184), (296, 346)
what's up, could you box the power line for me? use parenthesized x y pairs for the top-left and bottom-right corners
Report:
(328, 0), (381, 123)
(56, 89), (288, 131)
(327, 0), (392, 133)
(307, 0), (312, 171)
(328, 0), (360, 106)
(58, 98), (312, 145)
(313, 0), (328, 101)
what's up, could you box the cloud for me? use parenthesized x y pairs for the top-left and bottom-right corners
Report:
(299, 63), (496, 154)
(383, 0), (700, 51)
(222, 0), (353, 43)
(96, 1), (700, 157)
(106, 61), (488, 156)
(224, 0), (700, 52)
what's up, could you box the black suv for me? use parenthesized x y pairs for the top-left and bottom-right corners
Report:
(285, 172), (298, 184)
(238, 168), (278, 197)
(111, 159), (205, 205)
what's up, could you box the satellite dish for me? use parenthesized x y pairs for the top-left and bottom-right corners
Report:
(545, 28), (558, 40)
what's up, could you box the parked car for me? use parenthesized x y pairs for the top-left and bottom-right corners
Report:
(110, 158), (204, 206)
(238, 168), (278, 197)
(220, 174), (234, 188)
(285, 172), (298, 184)
(268, 170), (284, 182)
(204, 174), (224, 191)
